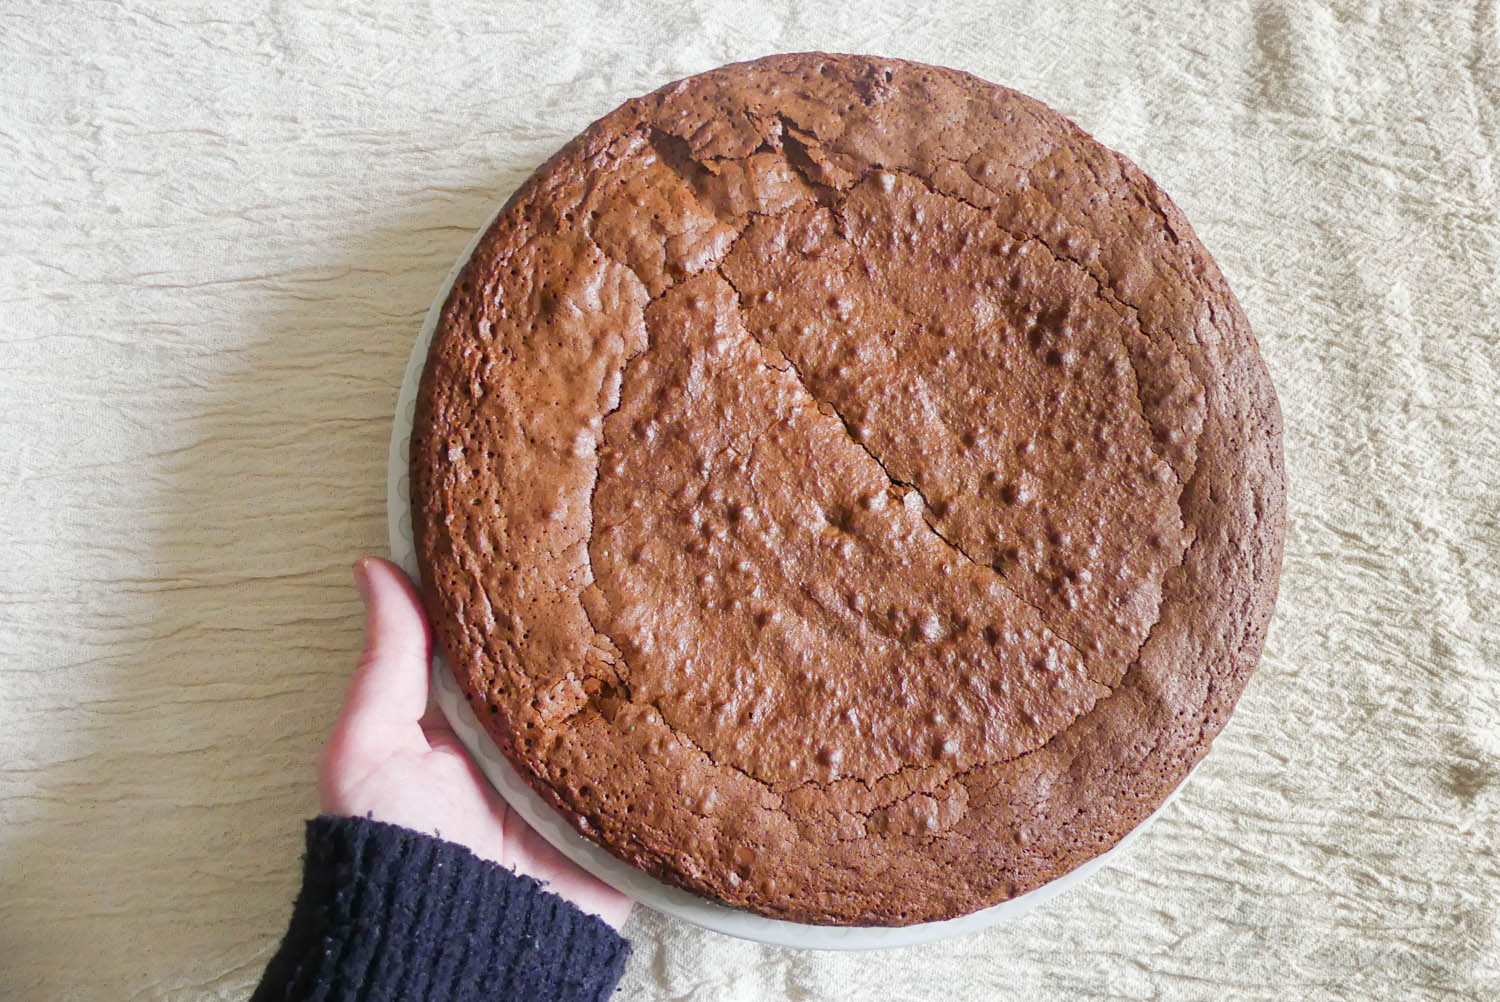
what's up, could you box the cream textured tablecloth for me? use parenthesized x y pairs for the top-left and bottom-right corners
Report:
(2, 2), (1498, 999)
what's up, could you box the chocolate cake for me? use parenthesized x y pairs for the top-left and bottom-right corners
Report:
(410, 52), (1284, 925)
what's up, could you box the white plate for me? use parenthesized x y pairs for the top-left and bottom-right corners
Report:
(385, 201), (1189, 950)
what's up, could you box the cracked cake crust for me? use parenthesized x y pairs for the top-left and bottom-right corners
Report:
(411, 53), (1285, 925)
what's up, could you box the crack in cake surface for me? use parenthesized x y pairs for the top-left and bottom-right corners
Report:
(713, 262), (1091, 667)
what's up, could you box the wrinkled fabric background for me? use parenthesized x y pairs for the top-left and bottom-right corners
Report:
(2, 2), (1497, 999)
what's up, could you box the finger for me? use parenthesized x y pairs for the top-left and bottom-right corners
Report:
(335, 557), (433, 745)
(419, 700), (455, 739)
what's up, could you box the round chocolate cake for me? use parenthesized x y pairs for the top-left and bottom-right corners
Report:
(411, 53), (1284, 926)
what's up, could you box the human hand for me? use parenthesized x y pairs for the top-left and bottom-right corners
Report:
(320, 556), (632, 929)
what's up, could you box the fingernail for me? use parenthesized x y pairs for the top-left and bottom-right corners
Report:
(352, 558), (373, 605)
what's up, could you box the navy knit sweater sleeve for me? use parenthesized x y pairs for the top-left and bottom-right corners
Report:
(251, 815), (630, 1002)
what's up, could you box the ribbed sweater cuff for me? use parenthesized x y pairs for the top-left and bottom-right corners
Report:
(252, 815), (629, 1002)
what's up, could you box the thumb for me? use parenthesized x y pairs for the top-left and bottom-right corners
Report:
(347, 557), (432, 727)
(323, 559), (434, 786)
